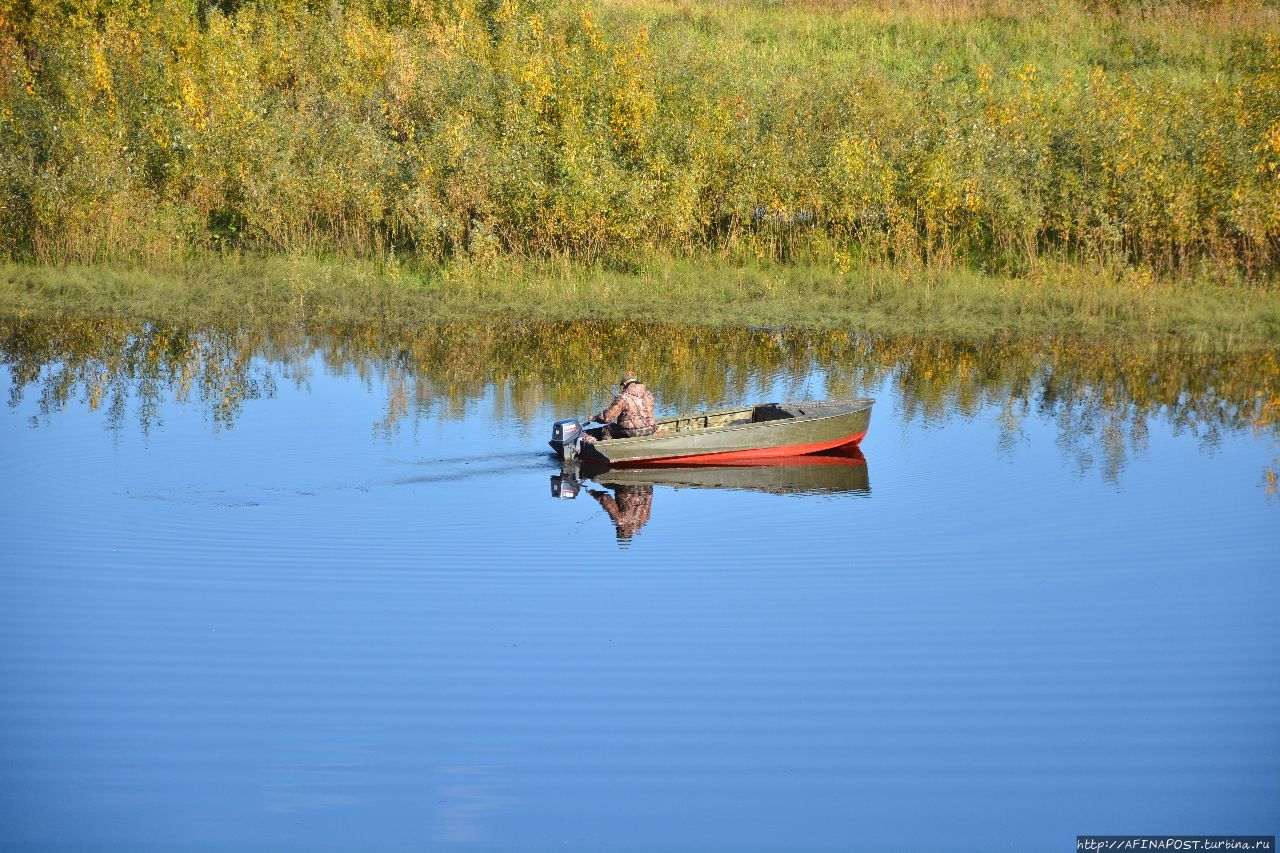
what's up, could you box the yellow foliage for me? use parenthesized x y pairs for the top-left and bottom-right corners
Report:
(0, 0), (1277, 273)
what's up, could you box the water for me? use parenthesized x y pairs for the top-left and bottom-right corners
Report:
(1, 319), (1277, 851)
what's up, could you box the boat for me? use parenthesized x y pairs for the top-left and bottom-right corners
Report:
(548, 398), (873, 465)
(567, 447), (870, 496)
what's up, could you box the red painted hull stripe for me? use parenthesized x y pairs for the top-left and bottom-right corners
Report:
(623, 431), (867, 466)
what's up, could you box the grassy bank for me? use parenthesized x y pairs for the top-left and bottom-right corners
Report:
(3, 0), (1278, 280)
(4, 258), (1277, 345)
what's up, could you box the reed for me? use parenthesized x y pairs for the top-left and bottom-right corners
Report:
(1, 0), (1278, 281)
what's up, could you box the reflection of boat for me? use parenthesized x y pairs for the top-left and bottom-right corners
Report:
(550, 450), (871, 545)
(586, 449), (870, 496)
(550, 398), (873, 465)
(552, 448), (870, 500)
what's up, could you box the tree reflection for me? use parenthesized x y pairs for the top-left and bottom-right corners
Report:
(1, 318), (283, 433)
(3, 317), (1277, 488)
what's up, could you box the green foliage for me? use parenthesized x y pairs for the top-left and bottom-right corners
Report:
(1, 0), (1278, 277)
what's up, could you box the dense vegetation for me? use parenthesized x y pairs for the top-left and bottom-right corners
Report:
(2, 0), (1279, 281)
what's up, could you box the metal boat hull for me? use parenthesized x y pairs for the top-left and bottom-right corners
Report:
(584, 449), (870, 494)
(577, 398), (873, 466)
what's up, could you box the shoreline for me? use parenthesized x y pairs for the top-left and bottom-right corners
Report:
(2, 257), (1277, 347)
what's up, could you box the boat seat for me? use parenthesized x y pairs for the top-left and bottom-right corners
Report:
(750, 404), (794, 423)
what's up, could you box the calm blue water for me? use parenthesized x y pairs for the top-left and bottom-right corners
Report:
(1, 324), (1277, 851)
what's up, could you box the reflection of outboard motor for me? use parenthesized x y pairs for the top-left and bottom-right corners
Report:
(551, 462), (581, 499)
(549, 419), (584, 460)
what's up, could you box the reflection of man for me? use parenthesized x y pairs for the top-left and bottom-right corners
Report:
(588, 370), (656, 439)
(588, 484), (653, 544)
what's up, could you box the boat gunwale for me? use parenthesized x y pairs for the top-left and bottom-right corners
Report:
(593, 398), (875, 448)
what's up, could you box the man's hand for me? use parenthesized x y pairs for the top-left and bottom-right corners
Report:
(587, 414), (601, 424)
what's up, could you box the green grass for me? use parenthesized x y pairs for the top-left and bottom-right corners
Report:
(3, 256), (1277, 346)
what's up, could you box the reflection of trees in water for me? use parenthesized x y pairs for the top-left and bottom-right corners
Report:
(3, 317), (1277, 485)
(822, 335), (1280, 483)
(1, 319), (283, 433)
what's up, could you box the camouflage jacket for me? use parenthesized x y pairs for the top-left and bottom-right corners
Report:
(600, 382), (656, 435)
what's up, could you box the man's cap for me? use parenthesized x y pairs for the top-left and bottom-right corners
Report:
(620, 369), (639, 386)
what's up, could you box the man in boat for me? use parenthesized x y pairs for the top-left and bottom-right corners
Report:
(588, 370), (657, 439)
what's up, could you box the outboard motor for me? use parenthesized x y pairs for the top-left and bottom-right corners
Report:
(549, 418), (584, 460)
